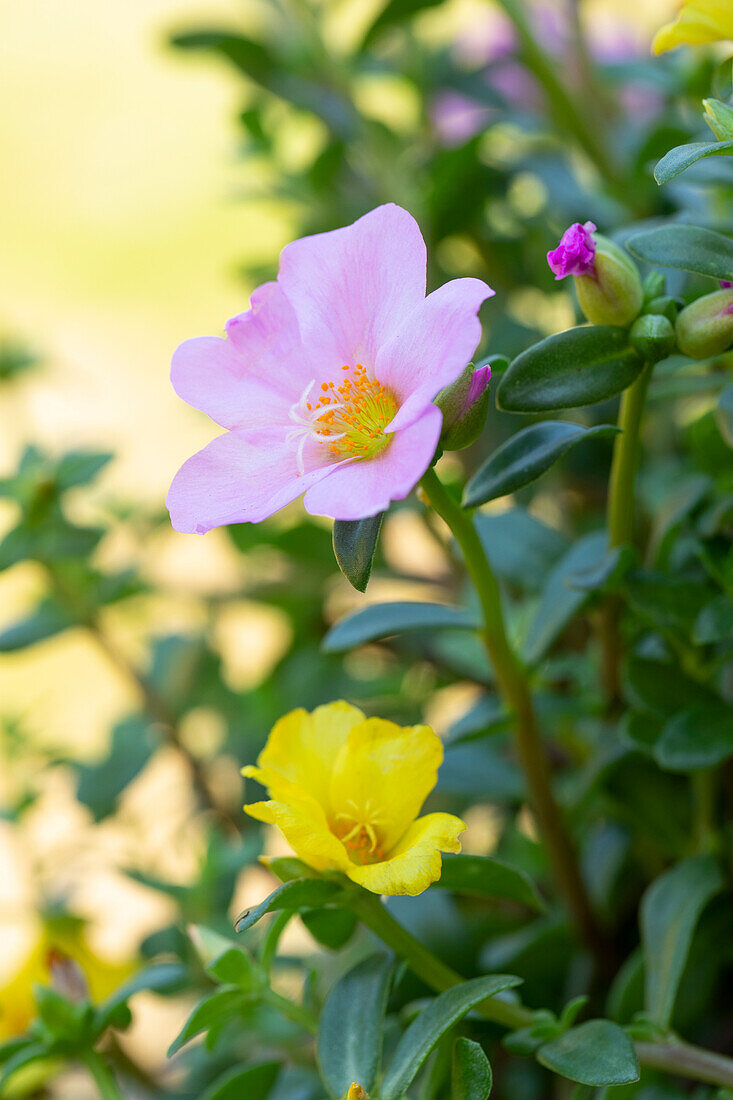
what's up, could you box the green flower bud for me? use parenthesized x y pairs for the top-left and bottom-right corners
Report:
(676, 289), (733, 360)
(703, 98), (733, 141)
(575, 235), (644, 328)
(436, 362), (491, 450)
(630, 314), (677, 364)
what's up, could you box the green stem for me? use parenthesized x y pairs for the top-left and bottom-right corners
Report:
(419, 467), (604, 961)
(263, 989), (318, 1034)
(635, 1041), (733, 1088)
(352, 890), (533, 1030)
(692, 770), (717, 855)
(81, 1051), (125, 1100)
(260, 910), (292, 974)
(607, 364), (653, 549)
(354, 892), (733, 1089)
(601, 363), (653, 705)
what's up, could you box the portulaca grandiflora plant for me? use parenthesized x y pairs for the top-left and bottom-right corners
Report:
(3, 2), (733, 1099)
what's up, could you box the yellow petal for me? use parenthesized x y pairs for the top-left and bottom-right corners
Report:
(244, 798), (351, 873)
(653, 1), (733, 53)
(330, 718), (444, 854)
(254, 702), (365, 813)
(346, 812), (466, 896)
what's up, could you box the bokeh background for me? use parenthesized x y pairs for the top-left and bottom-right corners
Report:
(0, 0), (699, 1091)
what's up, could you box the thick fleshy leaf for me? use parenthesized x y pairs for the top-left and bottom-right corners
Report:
(323, 601), (479, 653)
(168, 989), (251, 1056)
(628, 225), (733, 281)
(332, 513), (384, 592)
(523, 532), (607, 664)
(464, 422), (618, 506)
(0, 598), (71, 651)
(537, 1020), (639, 1086)
(318, 953), (394, 1097)
(694, 594), (733, 643)
(655, 706), (733, 771)
(200, 1062), (281, 1100)
(655, 140), (733, 184)
(234, 878), (346, 934)
(76, 717), (158, 821)
(435, 854), (546, 912)
(641, 856), (724, 1029)
(497, 328), (644, 413)
(380, 975), (522, 1100)
(452, 1037), (492, 1100)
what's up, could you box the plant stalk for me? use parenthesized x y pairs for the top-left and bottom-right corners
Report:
(601, 363), (653, 704)
(355, 892), (733, 1089)
(81, 1051), (125, 1100)
(420, 467), (604, 961)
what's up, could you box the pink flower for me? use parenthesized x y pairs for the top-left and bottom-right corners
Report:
(167, 205), (493, 531)
(547, 221), (597, 281)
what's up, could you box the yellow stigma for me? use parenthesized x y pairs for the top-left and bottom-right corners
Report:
(310, 364), (397, 461)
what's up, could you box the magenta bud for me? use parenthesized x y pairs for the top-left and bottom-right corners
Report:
(547, 221), (597, 280)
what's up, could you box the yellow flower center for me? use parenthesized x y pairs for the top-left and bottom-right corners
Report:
(287, 365), (397, 473)
(334, 813), (386, 865)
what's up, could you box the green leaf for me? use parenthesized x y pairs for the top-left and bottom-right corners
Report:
(474, 510), (569, 593)
(301, 907), (358, 949)
(318, 953), (394, 1098)
(380, 975), (521, 1100)
(234, 878), (346, 933)
(497, 328), (644, 413)
(199, 1061), (281, 1100)
(464, 422), (618, 507)
(361, 0), (444, 48)
(654, 141), (733, 184)
(716, 383), (733, 447)
(452, 1037), (492, 1100)
(624, 656), (715, 717)
(434, 854), (546, 912)
(168, 988), (250, 1056)
(96, 963), (187, 1031)
(641, 856), (724, 1029)
(537, 1020), (639, 1086)
(627, 225), (733, 282)
(0, 598), (71, 651)
(0, 1043), (51, 1091)
(55, 450), (113, 490)
(523, 532), (607, 664)
(694, 594), (733, 643)
(206, 947), (262, 990)
(322, 602), (478, 653)
(76, 717), (158, 820)
(655, 706), (733, 771)
(332, 513), (384, 593)
(567, 545), (636, 593)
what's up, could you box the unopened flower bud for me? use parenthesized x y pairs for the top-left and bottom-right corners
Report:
(548, 223), (643, 327)
(347, 1085), (368, 1100)
(703, 98), (733, 141)
(630, 315), (677, 364)
(436, 362), (491, 450)
(645, 296), (678, 323)
(676, 289), (733, 359)
(47, 949), (89, 1003)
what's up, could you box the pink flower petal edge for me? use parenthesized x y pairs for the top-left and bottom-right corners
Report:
(167, 204), (493, 531)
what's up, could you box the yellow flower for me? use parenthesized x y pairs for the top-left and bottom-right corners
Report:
(0, 921), (134, 1041)
(653, 1), (733, 54)
(243, 702), (465, 897)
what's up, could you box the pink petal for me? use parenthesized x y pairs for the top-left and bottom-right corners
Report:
(302, 404), (443, 520)
(166, 431), (330, 534)
(376, 277), (493, 433)
(277, 204), (427, 370)
(225, 281), (317, 396)
(171, 335), (291, 432)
